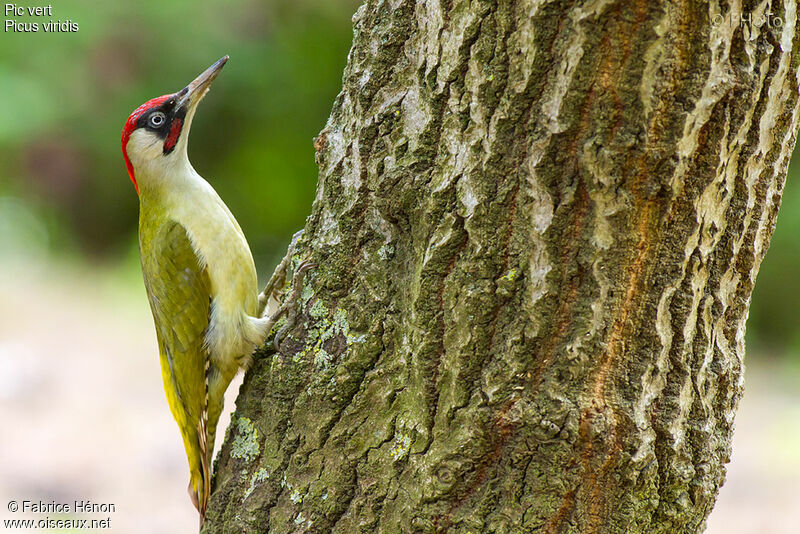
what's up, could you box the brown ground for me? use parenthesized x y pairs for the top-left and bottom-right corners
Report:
(0, 259), (797, 533)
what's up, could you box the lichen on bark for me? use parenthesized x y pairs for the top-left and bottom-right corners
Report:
(205, 1), (800, 533)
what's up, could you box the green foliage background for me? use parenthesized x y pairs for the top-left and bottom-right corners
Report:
(0, 0), (797, 356)
(0, 0), (359, 262)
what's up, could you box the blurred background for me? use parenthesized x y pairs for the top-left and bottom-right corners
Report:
(0, 1), (798, 532)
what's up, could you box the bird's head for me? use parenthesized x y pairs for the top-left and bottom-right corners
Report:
(121, 55), (228, 194)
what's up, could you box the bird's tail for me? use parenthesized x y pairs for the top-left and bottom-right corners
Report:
(192, 358), (212, 526)
(188, 420), (211, 526)
(199, 414), (211, 521)
(190, 366), (229, 527)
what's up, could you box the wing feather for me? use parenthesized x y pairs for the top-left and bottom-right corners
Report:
(140, 219), (212, 515)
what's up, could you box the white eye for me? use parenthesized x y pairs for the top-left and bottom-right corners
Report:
(149, 112), (166, 128)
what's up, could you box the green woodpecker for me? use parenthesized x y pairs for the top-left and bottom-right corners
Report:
(121, 56), (310, 523)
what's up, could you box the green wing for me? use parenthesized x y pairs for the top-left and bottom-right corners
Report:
(140, 219), (211, 513)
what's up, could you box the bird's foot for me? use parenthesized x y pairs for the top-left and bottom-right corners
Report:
(259, 260), (316, 353)
(273, 260), (316, 351)
(257, 229), (305, 317)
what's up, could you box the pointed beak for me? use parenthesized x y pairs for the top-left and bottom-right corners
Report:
(175, 55), (228, 111)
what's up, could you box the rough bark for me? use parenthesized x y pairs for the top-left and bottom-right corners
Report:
(205, 1), (800, 533)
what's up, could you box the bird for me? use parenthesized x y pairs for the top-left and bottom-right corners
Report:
(121, 56), (311, 525)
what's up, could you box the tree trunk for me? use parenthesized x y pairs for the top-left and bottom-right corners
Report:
(205, 1), (800, 532)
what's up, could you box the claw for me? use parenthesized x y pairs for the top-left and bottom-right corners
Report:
(273, 325), (288, 352)
(258, 229), (306, 317)
(257, 258), (316, 354)
(274, 260), (316, 351)
(296, 260), (317, 274)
